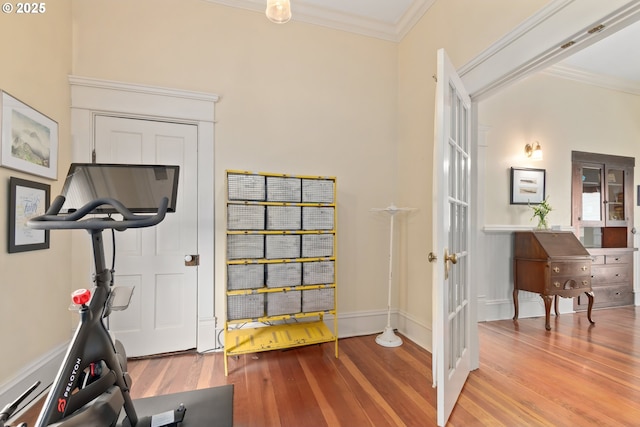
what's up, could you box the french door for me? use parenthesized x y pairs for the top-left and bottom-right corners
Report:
(432, 48), (472, 426)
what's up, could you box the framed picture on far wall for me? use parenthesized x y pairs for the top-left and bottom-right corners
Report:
(8, 177), (50, 253)
(510, 167), (546, 205)
(0, 91), (58, 180)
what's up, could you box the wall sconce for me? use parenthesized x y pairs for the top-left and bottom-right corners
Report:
(266, 0), (291, 24)
(525, 141), (543, 160)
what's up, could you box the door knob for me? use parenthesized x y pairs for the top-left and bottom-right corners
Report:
(428, 252), (438, 263)
(184, 254), (199, 266)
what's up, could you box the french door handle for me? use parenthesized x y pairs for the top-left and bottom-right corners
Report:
(444, 248), (457, 280)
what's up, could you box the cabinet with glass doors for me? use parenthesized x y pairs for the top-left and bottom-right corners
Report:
(571, 151), (635, 310)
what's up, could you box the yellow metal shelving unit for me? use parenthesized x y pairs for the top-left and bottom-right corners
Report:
(224, 170), (338, 375)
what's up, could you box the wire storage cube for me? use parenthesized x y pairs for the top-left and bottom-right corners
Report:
(302, 234), (334, 258)
(227, 204), (265, 230)
(266, 262), (302, 288)
(267, 290), (302, 316)
(303, 260), (335, 285)
(227, 234), (264, 260)
(227, 294), (265, 320)
(302, 288), (335, 312)
(266, 176), (301, 202)
(265, 234), (301, 259)
(302, 206), (334, 230)
(266, 205), (301, 230)
(228, 264), (265, 290)
(302, 178), (334, 203)
(228, 173), (265, 201)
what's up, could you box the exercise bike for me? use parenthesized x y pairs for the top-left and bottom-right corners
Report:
(3, 164), (186, 426)
(3, 164), (233, 427)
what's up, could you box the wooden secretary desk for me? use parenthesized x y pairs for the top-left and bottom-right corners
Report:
(513, 230), (595, 330)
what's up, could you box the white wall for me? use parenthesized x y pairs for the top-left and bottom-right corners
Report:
(477, 73), (640, 321)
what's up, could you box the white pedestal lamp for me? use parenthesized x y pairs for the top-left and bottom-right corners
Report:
(370, 204), (416, 348)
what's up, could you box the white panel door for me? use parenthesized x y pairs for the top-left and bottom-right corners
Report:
(94, 115), (198, 357)
(432, 48), (472, 426)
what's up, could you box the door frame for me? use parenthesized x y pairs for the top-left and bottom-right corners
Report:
(69, 75), (219, 353)
(457, 0), (640, 369)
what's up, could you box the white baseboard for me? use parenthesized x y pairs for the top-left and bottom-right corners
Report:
(483, 295), (575, 322)
(331, 309), (432, 352)
(0, 341), (67, 419)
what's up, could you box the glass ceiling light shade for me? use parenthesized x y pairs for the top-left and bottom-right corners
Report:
(266, 0), (291, 24)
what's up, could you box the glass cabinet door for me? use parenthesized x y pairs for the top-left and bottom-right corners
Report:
(606, 167), (626, 225)
(581, 165), (603, 224)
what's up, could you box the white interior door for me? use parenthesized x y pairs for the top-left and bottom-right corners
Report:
(94, 115), (198, 357)
(432, 48), (472, 426)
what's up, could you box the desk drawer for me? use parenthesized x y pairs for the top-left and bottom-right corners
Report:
(605, 254), (632, 265)
(549, 262), (590, 277)
(547, 276), (591, 294)
(591, 265), (630, 284)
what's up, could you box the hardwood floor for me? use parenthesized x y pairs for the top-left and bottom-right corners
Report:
(13, 307), (640, 426)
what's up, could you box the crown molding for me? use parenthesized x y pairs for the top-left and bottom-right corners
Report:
(201, 0), (435, 42)
(458, 0), (640, 100)
(543, 64), (640, 96)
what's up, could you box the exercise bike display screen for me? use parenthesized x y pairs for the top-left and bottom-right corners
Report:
(60, 163), (180, 214)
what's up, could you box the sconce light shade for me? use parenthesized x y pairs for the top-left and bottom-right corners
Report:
(525, 141), (543, 160)
(266, 0), (291, 24)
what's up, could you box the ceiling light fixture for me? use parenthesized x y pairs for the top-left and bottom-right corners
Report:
(266, 0), (291, 24)
(525, 141), (543, 160)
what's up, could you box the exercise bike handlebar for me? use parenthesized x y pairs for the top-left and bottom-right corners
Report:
(28, 196), (169, 231)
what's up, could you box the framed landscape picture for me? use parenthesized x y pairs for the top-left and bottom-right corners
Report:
(0, 91), (58, 180)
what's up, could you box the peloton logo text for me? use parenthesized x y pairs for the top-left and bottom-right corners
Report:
(58, 357), (82, 413)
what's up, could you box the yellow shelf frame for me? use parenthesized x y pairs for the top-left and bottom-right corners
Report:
(224, 320), (337, 375)
(224, 170), (338, 376)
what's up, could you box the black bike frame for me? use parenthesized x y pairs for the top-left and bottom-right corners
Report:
(34, 229), (138, 426)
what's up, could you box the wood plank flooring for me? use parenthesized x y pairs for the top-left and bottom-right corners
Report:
(13, 307), (640, 426)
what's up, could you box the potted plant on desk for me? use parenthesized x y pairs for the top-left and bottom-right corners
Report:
(530, 196), (552, 230)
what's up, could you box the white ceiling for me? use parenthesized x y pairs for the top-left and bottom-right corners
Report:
(207, 0), (640, 94)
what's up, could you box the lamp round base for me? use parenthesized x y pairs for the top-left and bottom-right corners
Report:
(375, 327), (403, 348)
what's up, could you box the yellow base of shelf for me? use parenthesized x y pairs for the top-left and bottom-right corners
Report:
(224, 320), (337, 375)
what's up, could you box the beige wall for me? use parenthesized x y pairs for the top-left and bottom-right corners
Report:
(70, 0), (399, 324)
(396, 0), (549, 340)
(479, 73), (640, 228)
(0, 3), (72, 382)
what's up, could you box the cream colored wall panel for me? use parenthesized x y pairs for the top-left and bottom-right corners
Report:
(0, 0), (73, 399)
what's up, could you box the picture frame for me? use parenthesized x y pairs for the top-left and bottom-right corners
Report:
(1, 91), (58, 180)
(510, 167), (546, 205)
(8, 177), (50, 253)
